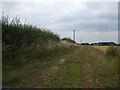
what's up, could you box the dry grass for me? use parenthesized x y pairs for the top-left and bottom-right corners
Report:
(92, 46), (109, 52)
(93, 46), (120, 52)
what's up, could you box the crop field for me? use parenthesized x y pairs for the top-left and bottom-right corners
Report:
(93, 46), (119, 52)
(92, 46), (108, 52)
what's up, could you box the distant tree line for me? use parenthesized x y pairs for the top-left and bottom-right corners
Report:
(81, 42), (120, 46)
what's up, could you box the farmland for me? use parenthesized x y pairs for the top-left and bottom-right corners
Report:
(93, 46), (119, 52)
(93, 46), (108, 52)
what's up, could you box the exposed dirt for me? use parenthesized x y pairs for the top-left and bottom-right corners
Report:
(39, 58), (66, 78)
(39, 58), (65, 78)
(24, 57), (66, 88)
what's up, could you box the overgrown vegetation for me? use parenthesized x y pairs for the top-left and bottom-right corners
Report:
(2, 14), (61, 66)
(106, 46), (119, 57)
(61, 37), (76, 43)
(2, 14), (60, 49)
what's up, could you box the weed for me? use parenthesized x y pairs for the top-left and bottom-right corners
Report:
(106, 46), (119, 57)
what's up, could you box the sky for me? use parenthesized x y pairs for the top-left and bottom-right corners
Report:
(1, 0), (119, 43)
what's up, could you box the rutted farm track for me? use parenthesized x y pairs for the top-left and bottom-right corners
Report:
(4, 46), (118, 88)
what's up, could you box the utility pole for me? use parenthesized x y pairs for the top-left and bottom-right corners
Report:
(73, 30), (76, 41)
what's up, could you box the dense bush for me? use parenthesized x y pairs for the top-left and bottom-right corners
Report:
(61, 37), (76, 43)
(2, 14), (60, 51)
(106, 46), (118, 57)
(2, 14), (61, 66)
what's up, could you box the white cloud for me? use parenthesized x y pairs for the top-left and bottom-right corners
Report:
(2, 1), (118, 43)
(76, 31), (118, 43)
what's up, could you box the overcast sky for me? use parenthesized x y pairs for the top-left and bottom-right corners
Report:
(2, 1), (118, 43)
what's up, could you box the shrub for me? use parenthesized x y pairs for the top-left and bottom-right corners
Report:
(106, 46), (118, 57)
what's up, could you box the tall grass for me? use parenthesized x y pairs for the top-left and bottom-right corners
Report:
(2, 14), (60, 50)
(2, 14), (60, 66)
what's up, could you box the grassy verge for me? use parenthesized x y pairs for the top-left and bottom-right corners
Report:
(2, 45), (78, 87)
